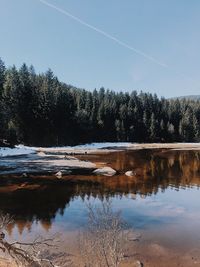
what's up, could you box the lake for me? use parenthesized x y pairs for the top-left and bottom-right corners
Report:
(1, 148), (200, 266)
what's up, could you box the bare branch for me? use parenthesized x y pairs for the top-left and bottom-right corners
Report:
(0, 212), (61, 267)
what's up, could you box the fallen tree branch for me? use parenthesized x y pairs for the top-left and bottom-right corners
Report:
(0, 212), (61, 267)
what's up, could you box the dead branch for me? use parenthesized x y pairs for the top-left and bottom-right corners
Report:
(0, 212), (60, 267)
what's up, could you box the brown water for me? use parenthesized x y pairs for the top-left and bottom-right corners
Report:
(1, 149), (200, 266)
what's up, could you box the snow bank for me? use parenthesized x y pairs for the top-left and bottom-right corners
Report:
(70, 142), (132, 149)
(16, 142), (132, 151)
(0, 143), (132, 157)
(0, 145), (35, 157)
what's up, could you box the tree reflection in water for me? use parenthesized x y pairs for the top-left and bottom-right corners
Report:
(0, 149), (200, 234)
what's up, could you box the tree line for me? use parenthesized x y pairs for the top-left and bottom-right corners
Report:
(0, 58), (200, 146)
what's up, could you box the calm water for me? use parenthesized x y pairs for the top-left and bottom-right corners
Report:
(1, 149), (200, 252)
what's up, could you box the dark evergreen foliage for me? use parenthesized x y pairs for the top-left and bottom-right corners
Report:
(0, 58), (200, 146)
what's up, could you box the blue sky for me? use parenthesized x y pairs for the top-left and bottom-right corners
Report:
(1, 0), (200, 97)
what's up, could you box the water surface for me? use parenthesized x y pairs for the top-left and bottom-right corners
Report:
(1, 149), (200, 260)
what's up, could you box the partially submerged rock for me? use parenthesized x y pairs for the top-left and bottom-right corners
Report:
(125, 171), (135, 177)
(55, 170), (72, 178)
(55, 171), (62, 179)
(93, 167), (116, 176)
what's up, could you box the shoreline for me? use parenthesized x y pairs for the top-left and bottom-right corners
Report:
(1, 142), (200, 177)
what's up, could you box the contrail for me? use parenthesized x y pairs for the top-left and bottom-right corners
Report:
(38, 0), (200, 88)
(38, 0), (168, 68)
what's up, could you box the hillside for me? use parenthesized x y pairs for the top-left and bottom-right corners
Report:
(172, 95), (200, 101)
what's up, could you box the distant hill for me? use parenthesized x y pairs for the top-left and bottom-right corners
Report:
(171, 95), (200, 101)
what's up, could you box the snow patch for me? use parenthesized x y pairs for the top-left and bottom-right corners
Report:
(70, 142), (132, 149)
(0, 146), (35, 157)
(17, 142), (132, 151)
(0, 142), (132, 157)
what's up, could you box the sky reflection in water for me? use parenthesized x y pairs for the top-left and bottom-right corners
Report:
(1, 149), (200, 246)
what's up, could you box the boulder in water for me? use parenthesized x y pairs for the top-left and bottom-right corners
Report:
(55, 169), (72, 178)
(125, 171), (135, 177)
(93, 167), (116, 176)
(55, 171), (62, 178)
(22, 173), (28, 178)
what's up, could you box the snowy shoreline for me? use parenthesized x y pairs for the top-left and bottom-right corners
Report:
(0, 142), (132, 157)
(1, 142), (200, 158)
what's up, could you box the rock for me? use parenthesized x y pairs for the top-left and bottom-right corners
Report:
(55, 171), (62, 178)
(125, 170), (135, 177)
(93, 167), (116, 176)
(55, 170), (72, 178)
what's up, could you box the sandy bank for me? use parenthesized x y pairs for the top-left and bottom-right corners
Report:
(128, 143), (200, 150)
(36, 142), (200, 154)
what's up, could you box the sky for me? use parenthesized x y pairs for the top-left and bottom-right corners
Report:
(1, 0), (200, 98)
